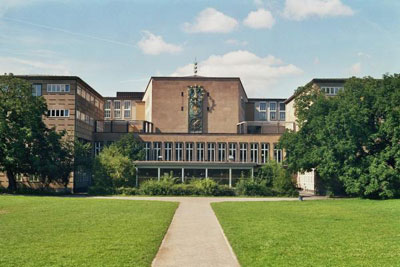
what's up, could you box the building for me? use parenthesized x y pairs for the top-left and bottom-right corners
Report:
(94, 76), (286, 187)
(0, 75), (104, 192)
(285, 78), (347, 193)
(1, 74), (344, 192)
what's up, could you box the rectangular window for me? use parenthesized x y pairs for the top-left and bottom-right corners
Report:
(259, 102), (267, 111)
(15, 174), (23, 182)
(124, 100), (131, 118)
(240, 143), (247, 163)
(270, 102), (277, 121)
(114, 100), (121, 118)
(32, 84), (42, 96)
(274, 143), (283, 163)
(154, 142), (161, 161)
(144, 142), (151, 160)
(258, 102), (267, 121)
(77, 86), (82, 96)
(229, 143), (236, 161)
(47, 109), (70, 117)
(197, 143), (204, 161)
(105, 100), (111, 119)
(28, 174), (39, 182)
(175, 142), (183, 161)
(218, 143), (226, 162)
(250, 143), (258, 163)
(261, 143), (269, 163)
(47, 84), (70, 93)
(164, 142), (172, 161)
(186, 143), (194, 161)
(94, 142), (102, 156)
(207, 143), (215, 162)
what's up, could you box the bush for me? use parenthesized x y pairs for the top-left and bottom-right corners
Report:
(140, 174), (178, 195)
(88, 185), (114, 195)
(191, 178), (219, 196)
(236, 179), (273, 196)
(115, 187), (139, 195)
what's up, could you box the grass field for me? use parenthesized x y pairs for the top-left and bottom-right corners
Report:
(0, 195), (178, 267)
(212, 199), (400, 267)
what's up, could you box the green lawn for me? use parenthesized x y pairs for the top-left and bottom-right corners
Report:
(0, 195), (178, 267)
(212, 199), (400, 267)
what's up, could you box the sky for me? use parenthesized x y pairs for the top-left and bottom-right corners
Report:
(0, 0), (399, 98)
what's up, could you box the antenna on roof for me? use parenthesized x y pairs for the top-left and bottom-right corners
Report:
(194, 58), (198, 76)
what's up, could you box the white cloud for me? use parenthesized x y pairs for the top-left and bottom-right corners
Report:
(254, 0), (264, 7)
(349, 62), (361, 76)
(244, 9), (275, 29)
(183, 8), (238, 33)
(0, 0), (51, 17)
(137, 31), (182, 55)
(314, 57), (320, 64)
(225, 39), (248, 46)
(357, 52), (371, 58)
(283, 0), (354, 21)
(171, 50), (302, 97)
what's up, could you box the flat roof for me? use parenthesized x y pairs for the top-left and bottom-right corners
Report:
(15, 75), (103, 99)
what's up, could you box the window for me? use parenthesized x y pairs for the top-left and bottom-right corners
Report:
(261, 143), (269, 163)
(207, 143), (215, 162)
(240, 143), (247, 162)
(77, 86), (82, 96)
(274, 143), (283, 163)
(229, 143), (236, 161)
(154, 142), (161, 161)
(124, 100), (131, 118)
(279, 102), (286, 121)
(176, 143), (183, 161)
(15, 174), (23, 182)
(94, 142), (102, 156)
(95, 98), (99, 108)
(47, 84), (70, 93)
(76, 110), (81, 120)
(32, 84), (42, 96)
(259, 102), (267, 111)
(321, 87), (343, 96)
(164, 142), (172, 161)
(258, 102), (267, 121)
(28, 175), (40, 182)
(114, 101), (121, 118)
(186, 143), (194, 161)
(105, 100), (111, 119)
(250, 143), (258, 163)
(144, 142), (151, 160)
(47, 109), (70, 117)
(197, 143), (204, 161)
(218, 143), (226, 162)
(269, 102), (277, 120)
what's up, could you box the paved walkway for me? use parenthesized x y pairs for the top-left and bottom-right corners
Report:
(94, 196), (326, 267)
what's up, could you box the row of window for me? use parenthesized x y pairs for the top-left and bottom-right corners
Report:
(47, 109), (70, 118)
(257, 102), (286, 121)
(321, 87), (343, 95)
(47, 84), (70, 93)
(77, 86), (103, 110)
(76, 110), (95, 126)
(15, 174), (40, 182)
(140, 142), (283, 163)
(104, 100), (131, 119)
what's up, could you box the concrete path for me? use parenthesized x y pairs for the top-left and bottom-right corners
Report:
(93, 196), (326, 267)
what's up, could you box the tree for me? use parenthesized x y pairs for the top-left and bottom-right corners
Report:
(280, 74), (400, 199)
(0, 75), (74, 190)
(92, 134), (144, 189)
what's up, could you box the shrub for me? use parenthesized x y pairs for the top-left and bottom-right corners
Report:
(191, 178), (219, 196)
(236, 179), (273, 196)
(140, 174), (178, 195)
(88, 185), (114, 195)
(115, 187), (139, 195)
(213, 185), (236, 196)
(170, 184), (198, 195)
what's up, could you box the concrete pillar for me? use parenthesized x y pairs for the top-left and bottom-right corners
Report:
(229, 168), (232, 188)
(181, 168), (185, 183)
(135, 167), (139, 187)
(205, 168), (208, 178)
(158, 168), (161, 181)
(251, 167), (254, 178)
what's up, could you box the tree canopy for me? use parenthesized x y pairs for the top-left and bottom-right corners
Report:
(279, 74), (400, 199)
(0, 75), (74, 190)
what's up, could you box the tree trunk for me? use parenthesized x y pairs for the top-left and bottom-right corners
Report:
(6, 170), (17, 191)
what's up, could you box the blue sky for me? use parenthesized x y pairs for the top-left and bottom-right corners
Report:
(0, 0), (399, 98)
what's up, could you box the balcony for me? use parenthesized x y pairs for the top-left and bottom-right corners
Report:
(237, 121), (293, 134)
(95, 120), (154, 133)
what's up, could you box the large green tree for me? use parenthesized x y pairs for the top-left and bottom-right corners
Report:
(280, 75), (400, 199)
(0, 75), (73, 190)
